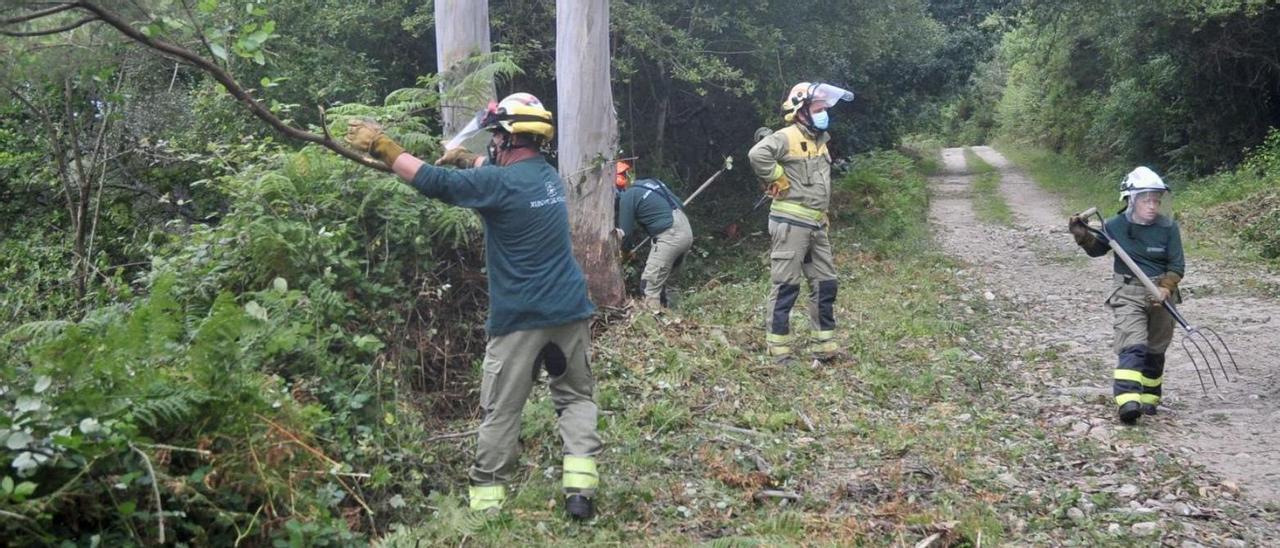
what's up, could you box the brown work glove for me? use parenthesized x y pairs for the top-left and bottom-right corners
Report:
(345, 119), (405, 166)
(435, 147), (481, 169)
(766, 174), (791, 198)
(1153, 272), (1181, 303)
(1068, 215), (1095, 246)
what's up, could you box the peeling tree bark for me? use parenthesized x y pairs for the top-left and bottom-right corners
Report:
(556, 0), (624, 307)
(434, 0), (494, 139)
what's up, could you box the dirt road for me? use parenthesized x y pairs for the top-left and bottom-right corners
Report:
(930, 146), (1280, 543)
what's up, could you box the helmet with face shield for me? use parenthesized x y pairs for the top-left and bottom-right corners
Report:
(1120, 166), (1173, 226)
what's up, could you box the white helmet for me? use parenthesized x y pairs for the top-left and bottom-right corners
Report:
(1119, 166), (1169, 202)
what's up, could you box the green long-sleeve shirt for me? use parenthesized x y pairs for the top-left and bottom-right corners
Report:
(1085, 214), (1186, 278)
(615, 178), (681, 247)
(410, 157), (595, 336)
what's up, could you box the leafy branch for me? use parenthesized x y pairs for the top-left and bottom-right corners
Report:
(1, 1), (391, 172)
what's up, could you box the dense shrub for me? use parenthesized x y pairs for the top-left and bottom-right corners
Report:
(1, 138), (490, 543)
(835, 150), (931, 251)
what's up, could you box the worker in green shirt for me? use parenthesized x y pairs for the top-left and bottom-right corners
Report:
(346, 92), (601, 519)
(1069, 167), (1184, 425)
(613, 160), (693, 310)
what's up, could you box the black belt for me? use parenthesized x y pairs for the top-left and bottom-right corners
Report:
(769, 215), (823, 231)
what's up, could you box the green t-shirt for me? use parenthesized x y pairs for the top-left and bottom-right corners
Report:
(615, 178), (680, 247)
(410, 157), (595, 336)
(1096, 214), (1185, 278)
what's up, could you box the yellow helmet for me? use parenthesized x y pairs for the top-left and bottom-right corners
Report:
(481, 92), (554, 141)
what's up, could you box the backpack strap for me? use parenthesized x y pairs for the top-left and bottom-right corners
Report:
(636, 178), (681, 210)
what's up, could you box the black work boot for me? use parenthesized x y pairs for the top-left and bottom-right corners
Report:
(565, 494), (594, 520)
(1118, 401), (1142, 425)
(1141, 404), (1158, 416)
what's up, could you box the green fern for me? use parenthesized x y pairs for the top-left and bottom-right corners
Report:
(436, 52), (522, 112)
(306, 280), (349, 320)
(76, 304), (130, 334)
(376, 492), (493, 546)
(128, 384), (214, 430)
(426, 203), (482, 249)
(328, 52), (522, 160)
(3, 320), (71, 346)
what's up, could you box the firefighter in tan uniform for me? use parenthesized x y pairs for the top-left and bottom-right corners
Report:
(748, 82), (854, 363)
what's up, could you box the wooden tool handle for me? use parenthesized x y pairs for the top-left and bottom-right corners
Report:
(1107, 240), (1165, 301)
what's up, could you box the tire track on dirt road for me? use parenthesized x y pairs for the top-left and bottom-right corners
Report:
(930, 146), (1280, 543)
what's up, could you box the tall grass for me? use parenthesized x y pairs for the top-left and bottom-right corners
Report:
(997, 137), (1280, 264)
(964, 147), (1014, 225)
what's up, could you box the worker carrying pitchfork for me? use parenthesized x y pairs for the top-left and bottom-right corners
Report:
(1068, 167), (1184, 425)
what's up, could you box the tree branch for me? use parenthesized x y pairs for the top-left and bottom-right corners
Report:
(1, 81), (79, 226)
(0, 3), (76, 25)
(13, 1), (392, 172)
(0, 15), (96, 36)
(178, 0), (218, 64)
(129, 444), (166, 545)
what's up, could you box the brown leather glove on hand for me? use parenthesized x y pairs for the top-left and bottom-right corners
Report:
(1068, 215), (1095, 246)
(766, 174), (791, 198)
(1154, 272), (1182, 302)
(436, 147), (481, 169)
(345, 119), (405, 165)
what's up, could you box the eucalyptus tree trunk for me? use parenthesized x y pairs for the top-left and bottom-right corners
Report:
(556, 0), (624, 307)
(435, 0), (494, 139)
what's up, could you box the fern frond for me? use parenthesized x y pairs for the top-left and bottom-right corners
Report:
(439, 52), (523, 111)
(128, 384), (214, 430)
(77, 304), (131, 334)
(3, 320), (72, 346)
(427, 205), (481, 248)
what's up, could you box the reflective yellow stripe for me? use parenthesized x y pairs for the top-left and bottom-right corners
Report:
(1113, 369), (1144, 383)
(768, 345), (792, 356)
(1115, 393), (1142, 406)
(767, 333), (792, 344)
(768, 165), (784, 181)
(1140, 376), (1161, 388)
(770, 200), (826, 223)
(815, 341), (839, 353)
(814, 330), (835, 341)
(1140, 393), (1160, 405)
(469, 484), (505, 511)
(563, 456), (598, 490)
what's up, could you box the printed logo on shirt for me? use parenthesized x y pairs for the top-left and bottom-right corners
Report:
(530, 178), (567, 208)
(1147, 246), (1165, 253)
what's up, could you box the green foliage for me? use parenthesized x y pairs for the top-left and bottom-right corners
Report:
(964, 148), (1014, 225)
(835, 150), (932, 252)
(1000, 134), (1280, 264)
(328, 52), (520, 159)
(2, 274), (324, 544)
(983, 2), (1280, 174)
(0, 71), (490, 542)
(1181, 128), (1280, 259)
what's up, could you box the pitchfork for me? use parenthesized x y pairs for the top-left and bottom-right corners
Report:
(1077, 207), (1240, 394)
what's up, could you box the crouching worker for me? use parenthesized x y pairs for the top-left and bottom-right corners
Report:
(1068, 166), (1184, 425)
(613, 160), (694, 310)
(346, 93), (602, 519)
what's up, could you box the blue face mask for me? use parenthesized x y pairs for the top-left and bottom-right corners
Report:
(811, 110), (830, 131)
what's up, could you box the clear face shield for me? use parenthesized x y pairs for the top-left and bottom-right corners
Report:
(807, 83), (855, 110)
(443, 100), (499, 152)
(1124, 189), (1173, 226)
